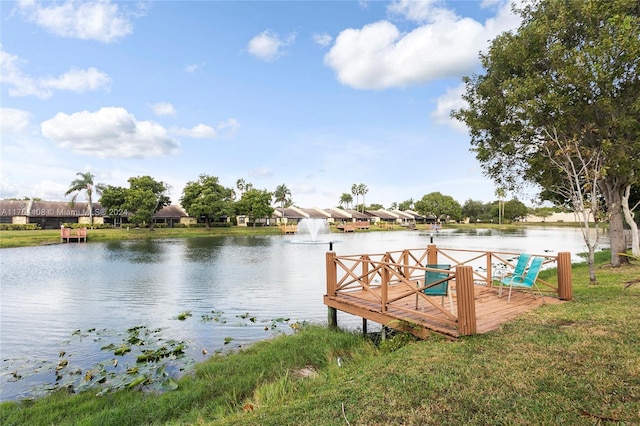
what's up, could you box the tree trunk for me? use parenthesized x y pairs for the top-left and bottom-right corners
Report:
(601, 178), (628, 266)
(622, 184), (640, 257)
(206, 218), (211, 229)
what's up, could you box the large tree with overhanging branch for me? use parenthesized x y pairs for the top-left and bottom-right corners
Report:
(453, 0), (640, 280)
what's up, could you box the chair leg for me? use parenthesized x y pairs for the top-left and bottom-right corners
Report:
(534, 284), (546, 304)
(507, 285), (513, 303)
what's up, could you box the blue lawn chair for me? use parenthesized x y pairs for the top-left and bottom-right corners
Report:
(418, 264), (453, 312)
(500, 253), (531, 281)
(500, 256), (545, 303)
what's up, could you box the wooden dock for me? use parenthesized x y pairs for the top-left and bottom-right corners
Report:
(324, 245), (573, 338)
(61, 227), (87, 243)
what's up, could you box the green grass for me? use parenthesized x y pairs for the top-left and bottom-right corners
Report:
(2, 252), (639, 425)
(0, 227), (283, 248)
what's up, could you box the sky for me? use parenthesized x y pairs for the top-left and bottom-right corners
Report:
(0, 0), (525, 210)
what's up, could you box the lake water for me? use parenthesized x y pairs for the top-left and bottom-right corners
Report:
(0, 227), (605, 400)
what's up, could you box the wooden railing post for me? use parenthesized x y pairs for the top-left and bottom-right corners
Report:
(486, 252), (493, 288)
(381, 256), (389, 313)
(456, 266), (477, 335)
(362, 255), (370, 287)
(427, 244), (438, 265)
(402, 250), (410, 280)
(326, 251), (338, 329)
(557, 252), (573, 301)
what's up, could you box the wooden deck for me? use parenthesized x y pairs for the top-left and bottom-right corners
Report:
(324, 282), (563, 338)
(324, 245), (573, 339)
(61, 227), (87, 243)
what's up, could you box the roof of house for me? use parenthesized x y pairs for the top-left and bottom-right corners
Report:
(154, 205), (188, 218)
(366, 209), (399, 220)
(299, 208), (331, 219)
(325, 208), (352, 219)
(343, 209), (370, 220)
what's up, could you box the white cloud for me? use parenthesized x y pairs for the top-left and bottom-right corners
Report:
(150, 102), (176, 116)
(171, 118), (240, 139)
(184, 62), (204, 73)
(387, 0), (458, 23)
(249, 166), (273, 179)
(0, 45), (111, 98)
(16, 0), (141, 43)
(41, 107), (179, 158)
(173, 124), (217, 139)
(313, 32), (333, 47)
(248, 30), (295, 62)
(40, 67), (111, 92)
(431, 83), (468, 133)
(217, 118), (240, 138)
(324, 0), (520, 89)
(0, 107), (32, 134)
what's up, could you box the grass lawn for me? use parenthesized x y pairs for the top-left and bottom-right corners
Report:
(1, 250), (638, 425)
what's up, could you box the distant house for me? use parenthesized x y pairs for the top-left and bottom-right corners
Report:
(523, 211), (583, 223)
(366, 209), (399, 225)
(0, 199), (104, 229)
(153, 205), (192, 227)
(0, 199), (193, 229)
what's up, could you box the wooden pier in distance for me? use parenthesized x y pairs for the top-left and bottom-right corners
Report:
(60, 227), (87, 243)
(324, 245), (573, 338)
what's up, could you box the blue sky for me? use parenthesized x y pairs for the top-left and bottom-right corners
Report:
(1, 0), (523, 209)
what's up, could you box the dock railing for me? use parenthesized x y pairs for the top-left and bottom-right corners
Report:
(325, 244), (572, 336)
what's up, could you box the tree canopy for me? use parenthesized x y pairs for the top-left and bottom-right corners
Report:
(180, 174), (234, 228)
(415, 192), (462, 222)
(453, 0), (640, 269)
(235, 188), (274, 227)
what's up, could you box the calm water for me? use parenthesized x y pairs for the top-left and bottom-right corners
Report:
(0, 227), (604, 400)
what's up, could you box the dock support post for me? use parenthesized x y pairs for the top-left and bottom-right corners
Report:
(456, 265), (477, 335)
(557, 252), (573, 301)
(328, 307), (337, 330)
(362, 318), (368, 335)
(326, 250), (338, 329)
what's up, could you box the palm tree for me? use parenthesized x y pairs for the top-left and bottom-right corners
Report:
(339, 193), (353, 209)
(495, 187), (506, 226)
(236, 178), (246, 196)
(273, 184), (292, 224)
(65, 172), (103, 225)
(358, 183), (368, 213)
(351, 184), (359, 211)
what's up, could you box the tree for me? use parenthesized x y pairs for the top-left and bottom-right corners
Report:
(503, 199), (529, 222)
(273, 184), (292, 209)
(64, 172), (104, 225)
(339, 193), (353, 209)
(415, 192), (462, 223)
(622, 184), (640, 256)
(357, 183), (369, 213)
(462, 199), (492, 223)
(453, 0), (640, 274)
(351, 184), (359, 211)
(181, 175), (235, 229)
(495, 188), (506, 226)
(124, 176), (170, 230)
(99, 185), (128, 223)
(235, 178), (253, 198)
(398, 199), (415, 211)
(235, 188), (274, 227)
